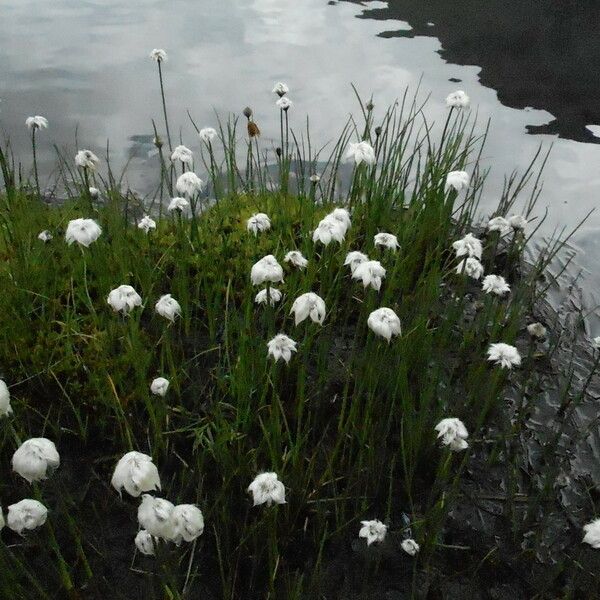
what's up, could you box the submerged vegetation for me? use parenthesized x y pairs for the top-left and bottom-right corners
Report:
(0, 50), (599, 599)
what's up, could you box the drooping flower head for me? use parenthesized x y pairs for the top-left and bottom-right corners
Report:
(374, 232), (399, 252)
(251, 255), (284, 286)
(247, 213), (271, 235)
(65, 218), (102, 247)
(456, 257), (484, 280)
(171, 504), (205, 544)
(247, 472), (286, 507)
(346, 141), (376, 166)
(276, 97), (293, 111)
(175, 172), (204, 197)
(150, 377), (170, 397)
(150, 48), (167, 62)
(482, 274), (510, 296)
(312, 216), (346, 246)
(583, 519), (600, 549)
(290, 292), (326, 326)
(401, 539), (420, 556)
(272, 82), (289, 97)
(138, 215), (157, 233)
(352, 260), (386, 291)
(445, 90), (470, 108)
(155, 294), (181, 322)
(168, 197), (189, 212)
(25, 116), (48, 131)
(111, 451), (161, 497)
(359, 519), (387, 546)
(435, 417), (469, 451)
(284, 250), (308, 270)
(135, 530), (155, 556)
(107, 285), (142, 315)
(445, 170), (469, 193)
(328, 208), (352, 233)
(267, 334), (297, 363)
(12, 438), (60, 483)
(367, 307), (401, 342)
(452, 233), (482, 259)
(7, 499), (47, 534)
(487, 343), (521, 369)
(199, 127), (218, 143)
(255, 288), (282, 306)
(0, 379), (12, 418)
(75, 149), (100, 170)
(138, 495), (175, 540)
(487, 216), (510, 234)
(170, 145), (194, 165)
(344, 251), (369, 273)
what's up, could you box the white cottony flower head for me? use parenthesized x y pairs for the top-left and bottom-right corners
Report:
(135, 530), (155, 556)
(150, 48), (167, 62)
(150, 377), (169, 397)
(155, 294), (181, 322)
(171, 504), (205, 544)
(272, 82), (289, 96)
(7, 499), (47, 534)
(0, 379), (12, 418)
(310, 174), (321, 184)
(435, 418), (469, 451)
(593, 336), (600, 349)
(38, 230), (53, 242)
(251, 255), (284, 286)
(199, 127), (218, 143)
(374, 232), (399, 252)
(65, 218), (102, 247)
(344, 251), (369, 273)
(367, 307), (401, 342)
(352, 260), (386, 291)
(248, 472), (286, 507)
(359, 519), (387, 546)
(346, 141), (376, 166)
(247, 213), (271, 235)
(168, 197), (189, 212)
(255, 288), (282, 307)
(26, 116), (48, 130)
(487, 343), (521, 369)
(284, 250), (308, 270)
(527, 323), (547, 339)
(312, 217), (346, 246)
(12, 438), (60, 483)
(267, 334), (297, 364)
(176, 172), (204, 197)
(456, 257), (484, 280)
(75, 149), (100, 170)
(138, 495), (175, 540)
(445, 170), (469, 193)
(89, 186), (100, 199)
(111, 451), (161, 497)
(170, 145), (194, 165)
(583, 519), (600, 549)
(487, 216), (510, 234)
(482, 274), (510, 296)
(138, 214), (157, 233)
(401, 539), (420, 556)
(508, 214), (528, 231)
(107, 285), (142, 315)
(328, 208), (352, 233)
(452, 233), (482, 259)
(276, 97), (293, 111)
(445, 90), (470, 108)
(291, 292), (326, 326)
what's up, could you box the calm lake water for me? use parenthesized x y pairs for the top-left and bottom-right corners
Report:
(2, 0), (600, 327)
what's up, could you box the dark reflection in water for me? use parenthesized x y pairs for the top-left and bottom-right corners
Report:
(343, 0), (600, 143)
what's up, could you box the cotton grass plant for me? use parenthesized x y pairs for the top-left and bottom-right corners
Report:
(0, 67), (596, 598)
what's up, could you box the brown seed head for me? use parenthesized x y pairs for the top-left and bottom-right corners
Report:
(248, 121), (260, 138)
